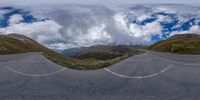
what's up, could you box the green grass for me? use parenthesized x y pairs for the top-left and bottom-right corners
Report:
(44, 50), (144, 70)
(147, 34), (200, 55)
(0, 34), (144, 70)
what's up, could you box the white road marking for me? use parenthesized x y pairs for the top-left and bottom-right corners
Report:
(0, 54), (67, 77)
(4, 66), (67, 77)
(104, 65), (173, 79)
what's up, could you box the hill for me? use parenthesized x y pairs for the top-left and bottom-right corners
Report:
(147, 34), (200, 54)
(0, 34), (81, 67)
(0, 34), (144, 70)
(62, 45), (143, 60)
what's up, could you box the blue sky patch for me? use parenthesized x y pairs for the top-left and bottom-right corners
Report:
(0, 7), (48, 28)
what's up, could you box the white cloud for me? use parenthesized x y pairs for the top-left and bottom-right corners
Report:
(73, 24), (113, 47)
(137, 15), (150, 21)
(0, 10), (10, 19)
(156, 15), (174, 23)
(154, 6), (176, 14)
(114, 13), (162, 43)
(9, 14), (23, 25)
(170, 25), (200, 36)
(130, 21), (162, 42)
(0, 19), (65, 49)
(114, 13), (127, 29)
(1, 4), (200, 50)
(48, 43), (70, 50)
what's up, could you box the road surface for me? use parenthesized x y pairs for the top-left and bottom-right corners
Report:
(0, 51), (200, 100)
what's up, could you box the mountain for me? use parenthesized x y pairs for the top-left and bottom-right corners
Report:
(61, 45), (143, 60)
(1, 5), (200, 49)
(147, 34), (200, 54)
(61, 47), (87, 58)
(0, 34), (49, 54)
(0, 34), (144, 70)
(0, 33), (81, 67)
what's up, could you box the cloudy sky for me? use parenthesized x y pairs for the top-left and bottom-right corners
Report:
(0, 0), (200, 5)
(0, 1), (200, 51)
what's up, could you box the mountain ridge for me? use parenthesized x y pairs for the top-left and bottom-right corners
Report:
(0, 34), (144, 70)
(62, 45), (144, 60)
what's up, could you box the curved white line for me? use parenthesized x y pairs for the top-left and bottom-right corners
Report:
(104, 65), (173, 79)
(4, 66), (66, 77)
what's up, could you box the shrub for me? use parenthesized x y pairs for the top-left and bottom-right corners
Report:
(171, 44), (185, 53)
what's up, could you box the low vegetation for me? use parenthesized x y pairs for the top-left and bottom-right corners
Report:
(147, 34), (200, 54)
(0, 34), (144, 70)
(62, 45), (143, 60)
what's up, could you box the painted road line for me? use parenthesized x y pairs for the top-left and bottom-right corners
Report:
(104, 65), (173, 79)
(4, 66), (67, 77)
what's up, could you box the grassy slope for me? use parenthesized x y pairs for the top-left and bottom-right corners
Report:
(147, 34), (200, 54)
(62, 45), (143, 60)
(0, 34), (78, 66)
(0, 34), (144, 70)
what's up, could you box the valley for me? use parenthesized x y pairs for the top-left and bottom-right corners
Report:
(0, 34), (144, 70)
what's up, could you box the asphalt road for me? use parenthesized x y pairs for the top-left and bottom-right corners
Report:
(0, 51), (200, 100)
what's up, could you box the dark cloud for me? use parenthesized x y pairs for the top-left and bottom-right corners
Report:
(0, 4), (200, 51)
